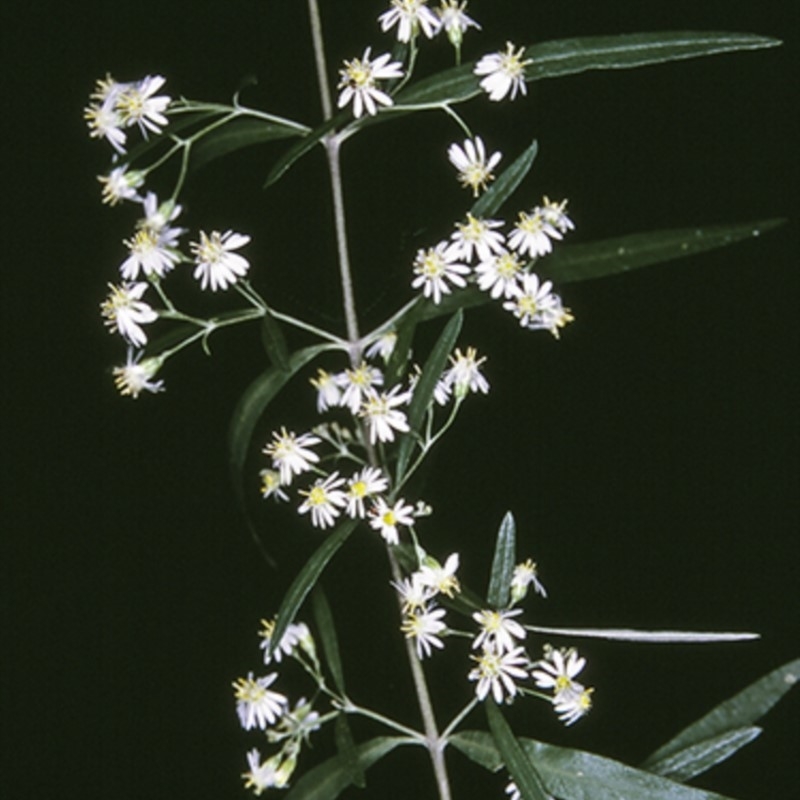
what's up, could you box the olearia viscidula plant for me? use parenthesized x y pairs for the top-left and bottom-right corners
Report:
(87, 2), (797, 799)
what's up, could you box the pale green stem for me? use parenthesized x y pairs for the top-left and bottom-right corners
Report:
(342, 700), (426, 743)
(442, 698), (479, 739)
(168, 100), (311, 133)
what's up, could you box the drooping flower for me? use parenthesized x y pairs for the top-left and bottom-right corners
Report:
(97, 166), (144, 206)
(416, 553), (461, 597)
(401, 605), (448, 658)
(379, 0), (441, 42)
(337, 47), (404, 118)
(508, 208), (561, 259)
(475, 250), (524, 299)
(442, 347), (489, 398)
(436, 1), (480, 48)
(474, 42), (532, 102)
(392, 574), (435, 613)
(310, 368), (342, 413)
(359, 385), (411, 444)
(241, 748), (278, 795)
(510, 558), (547, 602)
(232, 672), (288, 730)
(369, 497), (415, 545)
(541, 196), (575, 234)
(411, 241), (471, 304)
(84, 78), (127, 153)
(191, 229), (251, 291)
(365, 331), (398, 363)
(468, 646), (529, 702)
(450, 214), (506, 263)
(553, 685), (594, 726)
(100, 282), (158, 347)
(263, 427), (322, 485)
(259, 618), (311, 665)
(119, 193), (184, 281)
(447, 137), (502, 196)
(345, 466), (389, 519)
(112, 350), (164, 398)
(259, 469), (290, 503)
(337, 362), (384, 415)
(298, 472), (348, 529)
(472, 609), (527, 654)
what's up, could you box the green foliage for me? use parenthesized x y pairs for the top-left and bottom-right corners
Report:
(470, 140), (538, 220)
(486, 512), (517, 609)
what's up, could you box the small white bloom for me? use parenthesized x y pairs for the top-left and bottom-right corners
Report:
(474, 42), (532, 102)
(100, 282), (157, 347)
(442, 347), (489, 398)
(401, 605), (447, 659)
(505, 780), (521, 800)
(114, 74), (171, 138)
(337, 362), (384, 415)
(416, 553), (460, 597)
(503, 274), (573, 337)
(468, 646), (529, 703)
(393, 574), (435, 613)
(84, 97), (127, 153)
(436, 1), (480, 47)
(97, 166), (144, 206)
(241, 748), (278, 795)
(263, 427), (322, 484)
(450, 214), (506, 263)
(120, 193), (184, 281)
(508, 209), (560, 259)
(411, 241), (471, 305)
(359, 385), (411, 444)
(510, 558), (547, 602)
(337, 47), (404, 118)
(531, 645), (586, 695)
(447, 137), (502, 197)
(541, 196), (575, 234)
(474, 250), (524, 299)
(379, 0), (441, 42)
(112, 350), (164, 398)
(259, 469), (290, 503)
(369, 497), (415, 545)
(535, 294), (575, 339)
(298, 472), (348, 529)
(259, 618), (310, 665)
(309, 368), (342, 413)
(345, 466), (389, 519)
(365, 331), (398, 363)
(472, 609), (526, 654)
(191, 229), (251, 292)
(232, 672), (288, 730)
(553, 684), (594, 726)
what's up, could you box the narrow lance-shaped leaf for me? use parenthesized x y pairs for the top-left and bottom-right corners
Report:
(485, 701), (550, 800)
(310, 586), (347, 695)
(470, 140), (538, 220)
(260, 309), (291, 373)
(334, 715), (365, 791)
(642, 656), (800, 768)
(486, 512), (516, 609)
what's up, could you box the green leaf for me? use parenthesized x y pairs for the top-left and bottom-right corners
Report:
(284, 737), (410, 800)
(311, 586), (347, 695)
(264, 114), (343, 188)
(260, 309), (291, 373)
(190, 117), (305, 172)
(384, 301), (422, 388)
(645, 726), (762, 783)
(334, 714), (365, 790)
(269, 519), (359, 657)
(394, 309), (463, 485)
(485, 702), (550, 800)
(487, 512), (516, 609)
(451, 731), (735, 800)
(642, 656), (800, 768)
(539, 219), (786, 284)
(471, 140), (538, 220)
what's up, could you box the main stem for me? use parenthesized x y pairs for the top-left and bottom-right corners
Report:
(307, 4), (452, 799)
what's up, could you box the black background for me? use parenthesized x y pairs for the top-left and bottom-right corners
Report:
(3, 1), (798, 798)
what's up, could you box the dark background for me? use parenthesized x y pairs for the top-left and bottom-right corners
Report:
(3, 1), (798, 798)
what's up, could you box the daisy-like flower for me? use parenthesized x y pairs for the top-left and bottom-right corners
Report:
(553, 685), (594, 726)
(411, 241), (471, 304)
(531, 645), (586, 696)
(450, 214), (506, 263)
(474, 42), (532, 102)
(447, 137), (502, 197)
(359, 385), (411, 444)
(442, 347), (489, 398)
(468, 646), (530, 703)
(436, 1), (480, 47)
(298, 472), (348, 529)
(345, 466), (389, 519)
(120, 194), (184, 281)
(365, 331), (398, 363)
(510, 558), (547, 603)
(191, 229), (251, 291)
(337, 361), (383, 415)
(259, 618), (311, 665)
(472, 609), (527, 654)
(84, 96), (127, 153)
(263, 427), (322, 485)
(369, 497), (415, 545)
(392, 574), (435, 613)
(232, 672), (288, 730)
(401, 605), (447, 659)
(309, 368), (342, 413)
(100, 282), (158, 347)
(259, 469), (290, 503)
(97, 166), (144, 206)
(114, 74), (171, 138)
(475, 250), (524, 299)
(536, 295), (575, 339)
(508, 208), (561, 259)
(337, 47), (404, 118)
(503, 273), (557, 327)
(241, 748), (278, 795)
(541, 196), (575, 234)
(379, 0), (441, 43)
(416, 553), (460, 597)
(112, 350), (164, 398)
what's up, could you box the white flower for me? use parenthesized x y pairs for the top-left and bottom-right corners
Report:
(401, 605), (447, 658)
(259, 469), (290, 503)
(112, 350), (164, 398)
(411, 241), (470, 305)
(393, 574), (435, 613)
(503, 274), (573, 337)
(369, 497), (415, 545)
(298, 472), (348, 529)
(505, 780), (521, 800)
(541, 196), (575, 234)
(191, 229), (251, 291)
(508, 209), (560, 259)
(553, 684), (593, 726)
(263, 427), (322, 484)
(474, 42), (532, 102)
(379, 0), (441, 42)
(416, 553), (460, 597)
(472, 609), (527, 654)
(114, 74), (171, 138)
(337, 362), (384, 415)
(365, 331), (398, 363)
(309, 368), (342, 413)
(84, 94), (127, 153)
(97, 166), (144, 206)
(100, 282), (157, 347)
(531, 645), (586, 695)
(120, 194), (184, 280)
(450, 214), (506, 263)
(359, 385), (411, 444)
(436, 1), (480, 47)
(345, 466), (389, 519)
(259, 618), (311, 665)
(535, 294), (574, 339)
(337, 47), (404, 118)
(241, 749), (278, 795)
(232, 672), (288, 730)
(443, 347), (489, 398)
(510, 558), (547, 602)
(468, 646), (529, 703)
(447, 137), (502, 197)
(474, 250), (524, 299)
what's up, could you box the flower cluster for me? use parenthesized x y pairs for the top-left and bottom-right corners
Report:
(532, 644), (595, 725)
